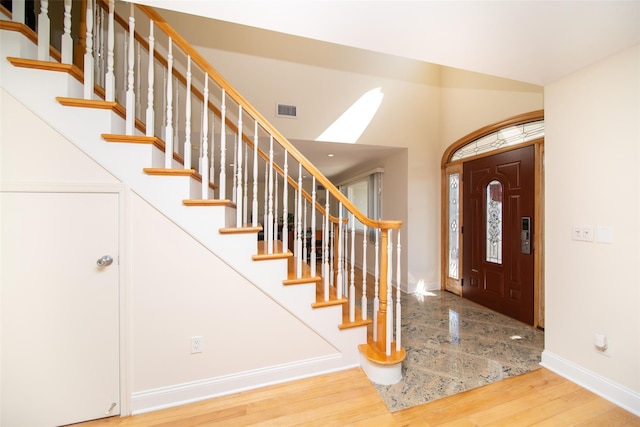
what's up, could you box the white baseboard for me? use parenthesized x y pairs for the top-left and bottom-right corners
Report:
(131, 354), (356, 415)
(541, 350), (640, 416)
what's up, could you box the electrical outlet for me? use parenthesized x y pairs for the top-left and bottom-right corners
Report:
(594, 334), (610, 357)
(191, 336), (203, 354)
(572, 225), (583, 241)
(582, 226), (594, 242)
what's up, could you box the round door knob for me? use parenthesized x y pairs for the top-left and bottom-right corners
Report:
(96, 255), (113, 267)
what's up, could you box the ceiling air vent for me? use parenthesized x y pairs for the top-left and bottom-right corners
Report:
(276, 103), (297, 118)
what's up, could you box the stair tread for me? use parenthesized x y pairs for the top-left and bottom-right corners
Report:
(253, 240), (292, 261)
(183, 199), (234, 207)
(101, 133), (160, 145)
(56, 96), (117, 110)
(220, 225), (262, 234)
(340, 305), (373, 329)
(358, 341), (406, 365)
(7, 56), (79, 78)
(143, 167), (197, 176)
(312, 276), (342, 306)
(284, 257), (322, 285)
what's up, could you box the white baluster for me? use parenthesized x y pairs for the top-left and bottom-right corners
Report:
(296, 164), (303, 279)
(373, 229), (379, 342)
(122, 33), (127, 102)
(396, 231), (402, 351)
(232, 134), (237, 203)
(94, 6), (102, 87)
(386, 230), (393, 356)
(201, 76), (209, 199)
(303, 200), (308, 262)
(210, 110), (215, 189)
(219, 89), (226, 199)
(198, 104), (203, 167)
(349, 213), (356, 323)
(96, 7), (104, 88)
(125, 3), (135, 135)
(105, 0), (115, 102)
(136, 43), (141, 118)
(243, 136), (248, 225)
(83, 0), (94, 100)
(145, 21), (155, 136)
(173, 77), (179, 152)
(37, 0), (50, 61)
(310, 177), (316, 276)
(61, 0), (73, 64)
(160, 69), (166, 140)
(273, 172), (278, 245)
(164, 39), (173, 168)
(236, 105), (243, 227)
(362, 226), (368, 320)
(267, 136), (274, 254)
(183, 57), (192, 170)
(336, 203), (343, 299)
(330, 216), (334, 287)
(252, 121), (258, 227)
(323, 189), (329, 301)
(263, 162), (268, 237)
(12, 0), (25, 24)
(282, 151), (288, 252)
(293, 191), (298, 257)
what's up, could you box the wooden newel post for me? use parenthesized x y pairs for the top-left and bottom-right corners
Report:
(376, 228), (389, 352)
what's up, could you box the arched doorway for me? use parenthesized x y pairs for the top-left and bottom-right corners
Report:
(441, 110), (545, 328)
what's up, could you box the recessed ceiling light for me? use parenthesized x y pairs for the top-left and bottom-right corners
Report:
(327, 153), (334, 157)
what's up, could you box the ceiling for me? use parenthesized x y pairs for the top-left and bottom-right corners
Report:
(133, 1), (640, 86)
(132, 0), (640, 178)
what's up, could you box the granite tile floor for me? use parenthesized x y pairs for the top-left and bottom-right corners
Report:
(373, 290), (545, 412)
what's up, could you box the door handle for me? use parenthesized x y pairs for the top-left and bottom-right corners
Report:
(521, 217), (531, 254)
(96, 255), (113, 267)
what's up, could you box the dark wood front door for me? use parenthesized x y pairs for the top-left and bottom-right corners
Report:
(462, 145), (535, 324)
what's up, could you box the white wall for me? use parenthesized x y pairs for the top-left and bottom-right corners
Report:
(543, 44), (640, 412)
(130, 190), (337, 392)
(440, 67), (544, 150)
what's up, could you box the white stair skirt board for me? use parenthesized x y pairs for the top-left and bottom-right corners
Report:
(359, 353), (402, 386)
(131, 354), (354, 414)
(541, 351), (640, 416)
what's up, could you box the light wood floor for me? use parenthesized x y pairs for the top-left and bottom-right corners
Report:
(76, 368), (639, 426)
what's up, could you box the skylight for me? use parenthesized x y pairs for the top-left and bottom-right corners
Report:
(316, 87), (384, 144)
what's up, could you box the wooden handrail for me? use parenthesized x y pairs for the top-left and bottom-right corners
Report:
(135, 5), (401, 231)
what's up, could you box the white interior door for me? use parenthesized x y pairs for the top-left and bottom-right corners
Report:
(1, 191), (120, 427)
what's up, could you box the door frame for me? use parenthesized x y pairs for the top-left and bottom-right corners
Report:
(1, 181), (132, 417)
(440, 110), (545, 328)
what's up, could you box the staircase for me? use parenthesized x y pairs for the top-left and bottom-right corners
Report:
(0, 0), (405, 415)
